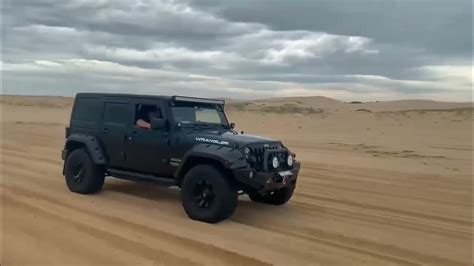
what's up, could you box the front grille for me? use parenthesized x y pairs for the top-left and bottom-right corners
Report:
(247, 143), (290, 172)
(248, 146), (265, 171)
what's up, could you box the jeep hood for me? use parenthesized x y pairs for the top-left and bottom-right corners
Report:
(185, 130), (279, 147)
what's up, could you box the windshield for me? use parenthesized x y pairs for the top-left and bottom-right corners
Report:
(171, 102), (229, 128)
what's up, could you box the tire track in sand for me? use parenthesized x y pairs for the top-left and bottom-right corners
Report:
(2, 186), (271, 266)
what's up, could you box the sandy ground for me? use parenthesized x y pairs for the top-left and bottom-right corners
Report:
(1, 95), (472, 265)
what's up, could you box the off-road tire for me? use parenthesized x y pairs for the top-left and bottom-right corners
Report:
(181, 165), (237, 223)
(249, 184), (295, 205)
(65, 149), (104, 194)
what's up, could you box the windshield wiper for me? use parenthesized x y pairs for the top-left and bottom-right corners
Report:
(180, 122), (226, 130)
(192, 123), (216, 129)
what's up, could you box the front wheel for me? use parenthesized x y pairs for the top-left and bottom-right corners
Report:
(249, 184), (295, 205)
(181, 165), (237, 223)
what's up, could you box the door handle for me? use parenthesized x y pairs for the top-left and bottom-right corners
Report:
(124, 131), (138, 141)
(102, 128), (109, 133)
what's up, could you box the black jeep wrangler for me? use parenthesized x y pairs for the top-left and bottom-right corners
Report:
(62, 93), (300, 223)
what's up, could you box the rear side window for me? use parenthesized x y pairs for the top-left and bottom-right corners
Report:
(72, 98), (102, 122)
(103, 102), (130, 125)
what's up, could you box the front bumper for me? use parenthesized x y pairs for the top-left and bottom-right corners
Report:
(232, 161), (301, 192)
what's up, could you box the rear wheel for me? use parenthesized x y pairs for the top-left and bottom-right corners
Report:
(65, 149), (104, 194)
(249, 184), (295, 205)
(181, 165), (237, 223)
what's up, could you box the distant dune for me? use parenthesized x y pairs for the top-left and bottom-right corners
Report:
(255, 96), (346, 108)
(1, 94), (472, 114)
(0, 95), (74, 109)
(226, 96), (472, 114)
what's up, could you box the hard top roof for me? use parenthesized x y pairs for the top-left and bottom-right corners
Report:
(76, 93), (225, 105)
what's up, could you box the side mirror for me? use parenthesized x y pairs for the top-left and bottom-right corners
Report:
(150, 118), (167, 130)
(230, 122), (235, 129)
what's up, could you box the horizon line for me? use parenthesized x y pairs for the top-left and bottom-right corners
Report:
(1, 92), (473, 104)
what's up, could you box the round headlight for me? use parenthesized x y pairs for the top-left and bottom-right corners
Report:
(287, 155), (293, 166)
(272, 156), (279, 168)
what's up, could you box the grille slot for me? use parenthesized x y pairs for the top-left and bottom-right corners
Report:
(247, 144), (290, 172)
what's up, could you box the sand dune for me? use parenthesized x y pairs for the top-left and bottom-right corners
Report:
(2, 94), (471, 112)
(227, 96), (472, 113)
(1, 95), (473, 265)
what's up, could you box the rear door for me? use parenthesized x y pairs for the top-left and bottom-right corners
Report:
(99, 99), (133, 168)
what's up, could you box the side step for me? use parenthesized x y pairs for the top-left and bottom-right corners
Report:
(107, 168), (178, 187)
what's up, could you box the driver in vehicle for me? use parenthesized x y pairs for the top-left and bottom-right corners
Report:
(136, 106), (162, 129)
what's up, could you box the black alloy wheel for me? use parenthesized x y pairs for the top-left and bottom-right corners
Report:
(193, 180), (215, 209)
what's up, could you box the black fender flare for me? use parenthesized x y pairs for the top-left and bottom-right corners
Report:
(63, 134), (106, 164)
(174, 143), (247, 179)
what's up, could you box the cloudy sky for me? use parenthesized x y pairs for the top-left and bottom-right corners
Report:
(2, 0), (472, 101)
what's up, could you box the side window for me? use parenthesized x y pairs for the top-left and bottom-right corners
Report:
(103, 102), (130, 125)
(72, 98), (102, 122)
(135, 104), (163, 125)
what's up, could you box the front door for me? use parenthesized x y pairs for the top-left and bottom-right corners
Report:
(123, 100), (173, 176)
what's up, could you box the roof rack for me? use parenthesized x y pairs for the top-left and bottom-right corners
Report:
(172, 96), (225, 105)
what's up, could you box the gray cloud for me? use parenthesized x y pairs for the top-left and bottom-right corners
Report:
(2, 0), (472, 101)
(189, 0), (472, 57)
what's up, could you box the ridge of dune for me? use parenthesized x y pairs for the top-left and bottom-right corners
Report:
(1, 94), (472, 113)
(257, 96), (345, 106)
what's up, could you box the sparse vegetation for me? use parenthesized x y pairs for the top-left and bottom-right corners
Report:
(356, 109), (373, 113)
(0, 96), (73, 109)
(226, 102), (251, 112)
(380, 108), (473, 115)
(376, 107), (473, 121)
(227, 102), (323, 114)
(260, 104), (323, 114)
